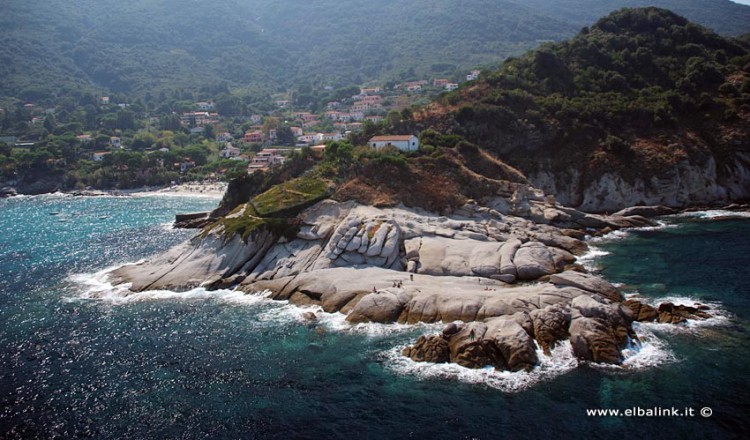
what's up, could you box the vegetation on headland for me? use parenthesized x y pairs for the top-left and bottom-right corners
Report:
(415, 7), (750, 182)
(204, 8), (750, 236)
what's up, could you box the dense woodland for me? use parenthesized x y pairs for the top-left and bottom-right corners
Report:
(2, 0), (750, 104)
(2, 4), (750, 196)
(417, 7), (750, 182)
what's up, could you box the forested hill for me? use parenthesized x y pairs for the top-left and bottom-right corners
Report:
(415, 7), (750, 207)
(2, 0), (750, 102)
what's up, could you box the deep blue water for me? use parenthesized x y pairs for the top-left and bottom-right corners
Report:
(1, 197), (748, 439)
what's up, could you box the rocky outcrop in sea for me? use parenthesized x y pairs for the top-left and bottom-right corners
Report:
(111, 185), (711, 372)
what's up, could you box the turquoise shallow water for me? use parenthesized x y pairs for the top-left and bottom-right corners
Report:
(0, 197), (748, 439)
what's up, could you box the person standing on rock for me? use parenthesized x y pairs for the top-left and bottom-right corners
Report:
(469, 329), (476, 342)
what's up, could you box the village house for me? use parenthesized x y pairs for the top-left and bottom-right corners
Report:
(318, 132), (343, 142)
(217, 132), (233, 142)
(445, 83), (459, 91)
(359, 87), (382, 95)
(296, 134), (318, 146)
(248, 148), (284, 172)
(309, 144), (327, 158)
(275, 100), (289, 108)
(219, 143), (241, 158)
(92, 151), (110, 162)
(76, 134), (93, 144)
(433, 78), (450, 87)
(243, 130), (264, 143)
(365, 115), (384, 124)
(368, 135), (419, 152)
(360, 95), (382, 105)
(290, 127), (304, 137)
(466, 70), (481, 81)
(250, 114), (263, 124)
(110, 137), (122, 149)
(326, 101), (341, 109)
(99, 96), (110, 105)
(195, 101), (215, 111)
(180, 111), (217, 127)
(324, 111), (341, 120)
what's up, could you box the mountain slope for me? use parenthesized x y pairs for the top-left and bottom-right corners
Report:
(416, 7), (750, 211)
(2, 0), (750, 101)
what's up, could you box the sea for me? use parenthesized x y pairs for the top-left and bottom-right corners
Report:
(1, 194), (748, 439)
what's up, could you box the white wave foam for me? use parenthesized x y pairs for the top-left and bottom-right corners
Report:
(382, 342), (578, 393)
(673, 210), (750, 220)
(576, 246), (610, 271)
(591, 326), (676, 373)
(67, 266), (272, 305)
(637, 295), (732, 334)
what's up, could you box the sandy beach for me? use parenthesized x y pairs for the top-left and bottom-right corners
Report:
(129, 182), (227, 199)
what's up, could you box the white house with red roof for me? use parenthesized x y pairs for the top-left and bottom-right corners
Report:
(368, 135), (419, 152)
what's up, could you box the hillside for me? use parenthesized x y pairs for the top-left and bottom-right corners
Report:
(2, 0), (750, 102)
(416, 7), (750, 211)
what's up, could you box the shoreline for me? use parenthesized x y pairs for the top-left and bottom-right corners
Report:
(62, 182), (227, 200)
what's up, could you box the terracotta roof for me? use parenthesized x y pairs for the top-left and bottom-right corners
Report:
(369, 135), (415, 142)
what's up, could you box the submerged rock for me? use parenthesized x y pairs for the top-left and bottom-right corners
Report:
(656, 302), (712, 324)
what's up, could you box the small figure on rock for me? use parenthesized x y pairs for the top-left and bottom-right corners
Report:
(469, 329), (476, 342)
(410, 274), (414, 281)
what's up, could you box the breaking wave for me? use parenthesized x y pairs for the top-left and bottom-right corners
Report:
(382, 342), (578, 393)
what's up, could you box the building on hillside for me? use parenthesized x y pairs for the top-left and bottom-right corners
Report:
(318, 132), (342, 142)
(433, 78), (450, 87)
(290, 126), (304, 137)
(92, 152), (110, 162)
(445, 83), (459, 91)
(368, 135), (419, 152)
(309, 144), (326, 158)
(76, 134), (93, 144)
(365, 115), (384, 124)
(110, 137), (122, 149)
(359, 87), (382, 95)
(217, 132), (233, 142)
(360, 95), (382, 105)
(248, 148), (284, 173)
(181, 111), (217, 127)
(250, 114), (263, 124)
(466, 70), (481, 81)
(296, 134), (318, 146)
(195, 101), (215, 110)
(220, 143), (241, 158)
(99, 96), (110, 105)
(243, 130), (264, 143)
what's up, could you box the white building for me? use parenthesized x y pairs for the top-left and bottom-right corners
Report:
(220, 143), (241, 158)
(248, 149), (285, 173)
(368, 135), (419, 152)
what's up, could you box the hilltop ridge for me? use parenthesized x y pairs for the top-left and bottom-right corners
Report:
(416, 7), (750, 211)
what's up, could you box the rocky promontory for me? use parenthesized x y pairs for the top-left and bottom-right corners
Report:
(110, 177), (707, 374)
